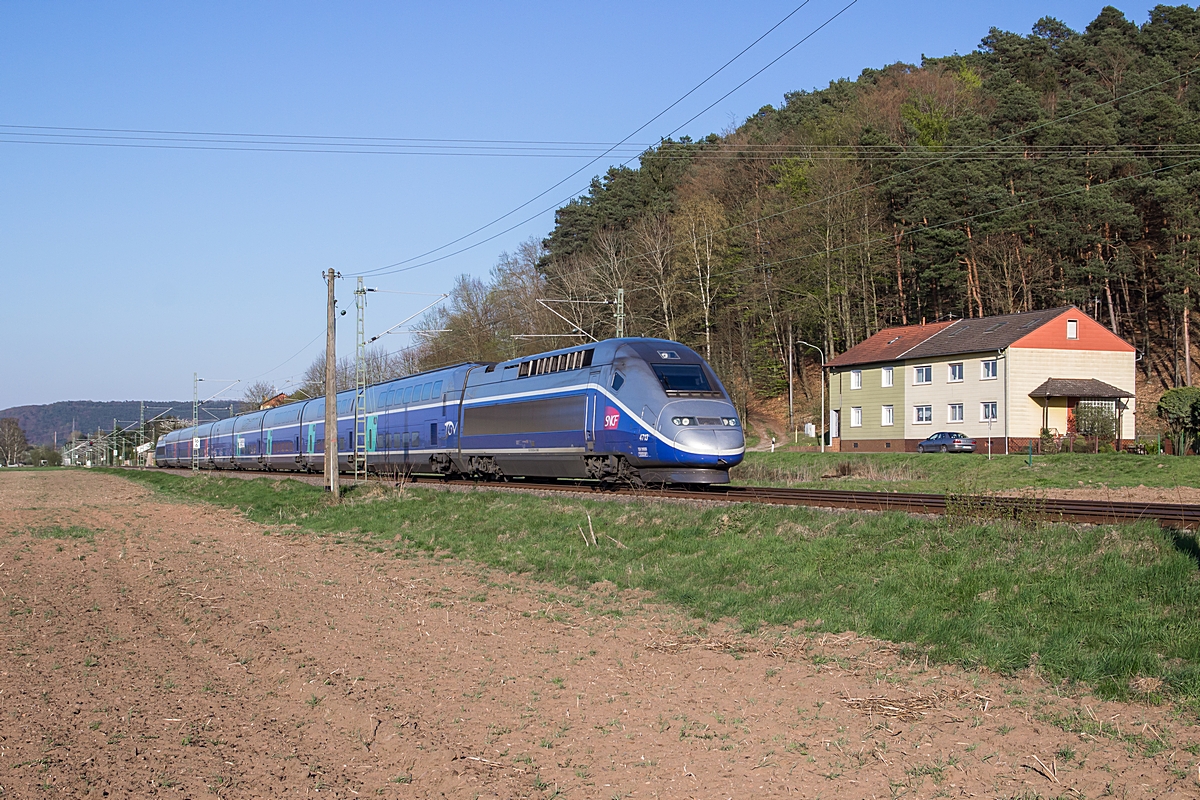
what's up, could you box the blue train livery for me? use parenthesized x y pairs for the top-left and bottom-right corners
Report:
(156, 338), (745, 485)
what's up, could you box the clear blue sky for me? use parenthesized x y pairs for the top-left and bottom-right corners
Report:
(0, 0), (1145, 409)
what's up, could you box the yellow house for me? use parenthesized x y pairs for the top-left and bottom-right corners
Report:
(827, 307), (1136, 452)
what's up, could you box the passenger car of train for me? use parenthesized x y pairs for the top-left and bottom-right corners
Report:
(156, 338), (745, 484)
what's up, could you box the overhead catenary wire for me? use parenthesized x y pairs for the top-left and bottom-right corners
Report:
(693, 154), (1200, 289)
(351, 0), (839, 278)
(357, 45), (1200, 285)
(560, 63), (1200, 294)
(4, 130), (1196, 162)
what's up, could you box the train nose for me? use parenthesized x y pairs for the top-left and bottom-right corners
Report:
(673, 428), (745, 457)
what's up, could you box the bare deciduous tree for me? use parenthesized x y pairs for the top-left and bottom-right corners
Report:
(241, 380), (278, 408)
(0, 418), (28, 465)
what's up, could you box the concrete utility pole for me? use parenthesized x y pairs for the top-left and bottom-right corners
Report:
(325, 268), (340, 500)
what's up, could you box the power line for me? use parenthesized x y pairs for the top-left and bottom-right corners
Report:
(351, 0), (831, 278)
(578, 64), (1200, 288)
(702, 154), (1200, 286)
(661, 0), (858, 141)
(5, 131), (1197, 162)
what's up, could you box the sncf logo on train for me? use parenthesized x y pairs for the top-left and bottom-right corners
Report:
(603, 407), (620, 430)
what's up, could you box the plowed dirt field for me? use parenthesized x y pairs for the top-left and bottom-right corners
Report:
(1, 469), (1197, 797)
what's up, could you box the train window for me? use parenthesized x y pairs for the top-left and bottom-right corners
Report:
(421, 383), (433, 401)
(403, 386), (413, 403)
(611, 371), (625, 392)
(517, 348), (594, 378)
(652, 363), (712, 393)
(432, 380), (443, 398)
(412, 431), (420, 447)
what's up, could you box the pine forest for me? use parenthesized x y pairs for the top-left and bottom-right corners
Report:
(395, 6), (1199, 421)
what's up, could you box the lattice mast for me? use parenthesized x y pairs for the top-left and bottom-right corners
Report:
(191, 372), (199, 473)
(354, 277), (368, 482)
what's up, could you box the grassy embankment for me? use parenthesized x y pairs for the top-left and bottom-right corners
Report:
(110, 467), (1200, 705)
(733, 451), (1200, 495)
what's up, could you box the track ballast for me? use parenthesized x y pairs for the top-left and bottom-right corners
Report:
(153, 467), (1200, 529)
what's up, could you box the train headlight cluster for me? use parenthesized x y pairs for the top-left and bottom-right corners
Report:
(671, 416), (698, 426)
(721, 417), (739, 427)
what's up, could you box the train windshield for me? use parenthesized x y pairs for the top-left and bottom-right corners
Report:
(652, 363), (712, 393)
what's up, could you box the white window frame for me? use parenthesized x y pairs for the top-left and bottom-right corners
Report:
(1067, 318), (1078, 340)
(981, 401), (998, 421)
(981, 359), (998, 380)
(948, 362), (964, 383)
(850, 406), (862, 427)
(850, 369), (862, 390)
(881, 366), (893, 387)
(948, 403), (964, 422)
(914, 365), (932, 385)
(914, 405), (933, 424)
(881, 405), (894, 426)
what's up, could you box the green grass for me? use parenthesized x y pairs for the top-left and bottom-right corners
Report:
(732, 451), (1200, 494)
(110, 469), (1200, 702)
(22, 525), (98, 540)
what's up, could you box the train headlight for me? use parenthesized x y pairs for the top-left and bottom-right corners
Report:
(721, 417), (739, 427)
(671, 416), (697, 426)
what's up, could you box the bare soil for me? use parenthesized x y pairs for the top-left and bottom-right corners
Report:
(2, 470), (1199, 798)
(1004, 484), (1200, 505)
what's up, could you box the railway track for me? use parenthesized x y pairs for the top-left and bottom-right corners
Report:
(462, 480), (1200, 529)
(151, 466), (1200, 528)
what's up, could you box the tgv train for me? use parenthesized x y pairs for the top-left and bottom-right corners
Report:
(156, 338), (745, 484)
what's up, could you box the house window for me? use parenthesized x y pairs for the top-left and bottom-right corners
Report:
(982, 359), (998, 380)
(914, 365), (932, 385)
(982, 402), (998, 421)
(1067, 319), (1078, 339)
(881, 405), (894, 426)
(949, 403), (963, 422)
(850, 407), (862, 427)
(881, 366), (893, 387)
(948, 362), (963, 382)
(914, 405), (933, 424)
(850, 370), (862, 390)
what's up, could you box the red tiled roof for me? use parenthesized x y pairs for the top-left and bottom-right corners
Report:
(826, 321), (956, 368)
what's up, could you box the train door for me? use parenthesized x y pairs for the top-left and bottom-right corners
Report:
(266, 429), (273, 457)
(367, 416), (378, 453)
(585, 369), (601, 450)
(307, 424), (316, 454)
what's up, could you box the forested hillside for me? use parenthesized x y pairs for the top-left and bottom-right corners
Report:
(410, 5), (1200, 414)
(1, 401), (205, 446)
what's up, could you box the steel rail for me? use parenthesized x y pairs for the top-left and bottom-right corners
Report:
(149, 467), (1200, 528)
(437, 479), (1200, 529)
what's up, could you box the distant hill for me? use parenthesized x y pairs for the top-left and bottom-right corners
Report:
(0, 400), (245, 446)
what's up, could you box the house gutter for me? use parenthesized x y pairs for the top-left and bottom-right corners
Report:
(1002, 346), (1009, 455)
